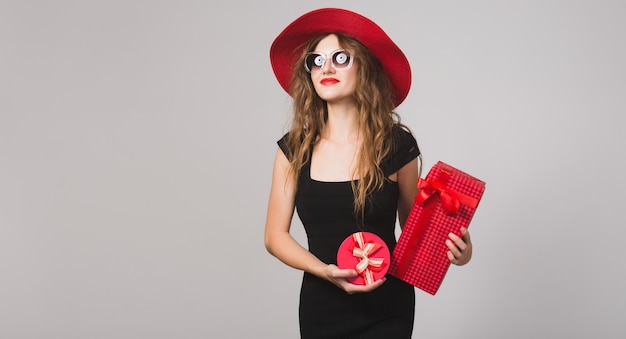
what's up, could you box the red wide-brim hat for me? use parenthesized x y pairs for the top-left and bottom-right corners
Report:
(270, 8), (412, 107)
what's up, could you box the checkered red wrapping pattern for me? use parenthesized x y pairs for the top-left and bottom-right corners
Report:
(389, 161), (486, 295)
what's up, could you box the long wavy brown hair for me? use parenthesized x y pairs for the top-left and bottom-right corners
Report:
(284, 33), (412, 217)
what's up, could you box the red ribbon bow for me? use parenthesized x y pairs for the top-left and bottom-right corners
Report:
(351, 232), (385, 285)
(415, 177), (479, 215)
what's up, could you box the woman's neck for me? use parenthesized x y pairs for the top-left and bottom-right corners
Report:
(323, 102), (360, 143)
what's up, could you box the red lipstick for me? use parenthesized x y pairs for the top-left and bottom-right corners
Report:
(320, 78), (339, 85)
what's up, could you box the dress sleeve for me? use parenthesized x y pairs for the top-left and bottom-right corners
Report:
(381, 125), (420, 176)
(277, 132), (291, 161)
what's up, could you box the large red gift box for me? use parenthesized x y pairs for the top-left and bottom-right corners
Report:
(389, 161), (486, 295)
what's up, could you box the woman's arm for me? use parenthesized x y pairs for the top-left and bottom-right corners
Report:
(264, 149), (385, 293)
(396, 157), (420, 229)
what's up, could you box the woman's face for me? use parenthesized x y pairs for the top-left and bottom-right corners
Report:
(308, 34), (358, 105)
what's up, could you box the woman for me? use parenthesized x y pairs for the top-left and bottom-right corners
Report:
(265, 8), (473, 338)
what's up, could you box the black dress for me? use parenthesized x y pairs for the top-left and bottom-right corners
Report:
(278, 125), (420, 339)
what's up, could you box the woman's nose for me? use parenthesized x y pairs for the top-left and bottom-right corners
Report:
(320, 58), (334, 74)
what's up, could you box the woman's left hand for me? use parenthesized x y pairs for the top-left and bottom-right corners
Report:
(446, 227), (472, 266)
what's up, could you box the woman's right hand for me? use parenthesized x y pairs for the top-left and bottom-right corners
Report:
(322, 264), (386, 294)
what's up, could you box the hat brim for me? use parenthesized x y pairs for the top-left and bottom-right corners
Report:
(270, 8), (411, 107)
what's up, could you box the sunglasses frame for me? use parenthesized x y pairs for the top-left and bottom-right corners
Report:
(304, 49), (354, 73)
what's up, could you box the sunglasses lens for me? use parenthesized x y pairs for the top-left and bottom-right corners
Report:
(305, 53), (325, 72)
(332, 51), (351, 69)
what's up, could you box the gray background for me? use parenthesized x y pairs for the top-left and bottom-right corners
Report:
(1, 0), (624, 338)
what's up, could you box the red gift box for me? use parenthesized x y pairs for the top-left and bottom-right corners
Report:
(337, 232), (390, 286)
(389, 161), (486, 295)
